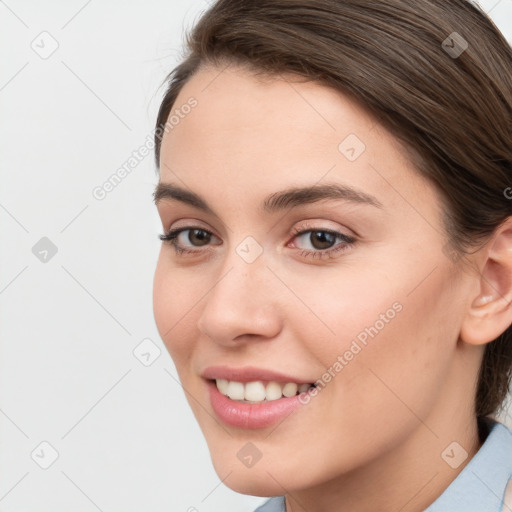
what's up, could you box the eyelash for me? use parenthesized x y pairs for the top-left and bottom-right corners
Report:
(159, 223), (356, 260)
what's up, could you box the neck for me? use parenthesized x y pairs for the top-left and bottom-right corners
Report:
(285, 411), (483, 512)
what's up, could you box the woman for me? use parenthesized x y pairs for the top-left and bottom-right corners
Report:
(152, 1), (512, 510)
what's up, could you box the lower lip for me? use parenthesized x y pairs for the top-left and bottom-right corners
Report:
(207, 380), (308, 429)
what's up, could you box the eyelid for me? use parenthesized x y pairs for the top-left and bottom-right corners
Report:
(288, 220), (355, 240)
(290, 219), (356, 237)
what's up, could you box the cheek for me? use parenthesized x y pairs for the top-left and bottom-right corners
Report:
(152, 254), (197, 364)
(280, 266), (408, 372)
(288, 256), (459, 416)
(323, 265), (458, 427)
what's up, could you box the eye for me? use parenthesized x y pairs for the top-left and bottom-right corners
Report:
(159, 226), (220, 255)
(289, 224), (356, 260)
(159, 223), (356, 260)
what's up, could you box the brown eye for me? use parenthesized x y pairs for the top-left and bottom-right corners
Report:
(187, 229), (211, 246)
(309, 231), (337, 250)
(159, 226), (221, 255)
(289, 226), (356, 261)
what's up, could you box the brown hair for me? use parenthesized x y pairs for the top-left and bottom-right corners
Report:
(154, 0), (512, 418)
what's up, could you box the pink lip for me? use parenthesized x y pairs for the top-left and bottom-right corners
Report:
(201, 365), (314, 384)
(207, 380), (306, 429)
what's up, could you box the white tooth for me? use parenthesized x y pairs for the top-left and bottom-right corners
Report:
(282, 382), (298, 397)
(216, 379), (229, 395)
(245, 381), (266, 402)
(227, 381), (245, 400)
(266, 381), (283, 401)
(298, 383), (310, 393)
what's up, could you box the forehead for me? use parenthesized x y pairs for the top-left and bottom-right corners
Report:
(162, 64), (378, 157)
(158, 63), (435, 216)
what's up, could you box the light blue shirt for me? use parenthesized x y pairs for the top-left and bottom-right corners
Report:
(254, 419), (512, 512)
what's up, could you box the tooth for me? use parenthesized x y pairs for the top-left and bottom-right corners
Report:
(298, 383), (310, 393)
(266, 381), (283, 401)
(227, 381), (245, 400)
(282, 382), (298, 397)
(245, 381), (266, 401)
(216, 379), (229, 395)
(219, 379), (311, 402)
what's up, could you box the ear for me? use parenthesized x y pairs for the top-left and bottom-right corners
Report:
(460, 217), (512, 346)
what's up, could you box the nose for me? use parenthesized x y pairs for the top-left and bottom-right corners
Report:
(196, 256), (282, 346)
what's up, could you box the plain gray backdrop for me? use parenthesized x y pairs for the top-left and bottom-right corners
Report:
(1, 1), (511, 511)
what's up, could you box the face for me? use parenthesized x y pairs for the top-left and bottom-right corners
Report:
(153, 63), (477, 496)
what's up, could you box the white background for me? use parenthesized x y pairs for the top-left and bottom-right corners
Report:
(1, 1), (511, 511)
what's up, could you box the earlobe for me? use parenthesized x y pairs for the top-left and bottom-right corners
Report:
(460, 217), (512, 346)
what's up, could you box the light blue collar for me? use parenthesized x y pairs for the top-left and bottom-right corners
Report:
(254, 419), (512, 512)
(426, 419), (512, 512)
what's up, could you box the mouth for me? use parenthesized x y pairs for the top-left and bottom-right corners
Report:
(212, 378), (317, 404)
(201, 366), (320, 428)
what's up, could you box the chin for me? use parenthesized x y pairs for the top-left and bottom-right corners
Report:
(206, 441), (306, 497)
(213, 461), (289, 497)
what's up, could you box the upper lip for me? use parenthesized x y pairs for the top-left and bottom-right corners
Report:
(202, 365), (314, 384)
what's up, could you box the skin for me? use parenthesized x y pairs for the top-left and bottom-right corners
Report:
(153, 62), (512, 512)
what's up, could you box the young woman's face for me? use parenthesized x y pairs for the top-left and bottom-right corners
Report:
(153, 64), (479, 496)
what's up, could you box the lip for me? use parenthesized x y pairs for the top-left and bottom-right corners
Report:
(206, 379), (307, 429)
(202, 365), (318, 429)
(201, 365), (315, 384)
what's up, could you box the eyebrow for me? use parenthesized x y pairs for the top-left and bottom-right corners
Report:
(153, 182), (384, 214)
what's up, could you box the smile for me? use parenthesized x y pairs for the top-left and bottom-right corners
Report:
(215, 378), (316, 403)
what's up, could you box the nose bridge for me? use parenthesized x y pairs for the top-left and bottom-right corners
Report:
(196, 240), (281, 343)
